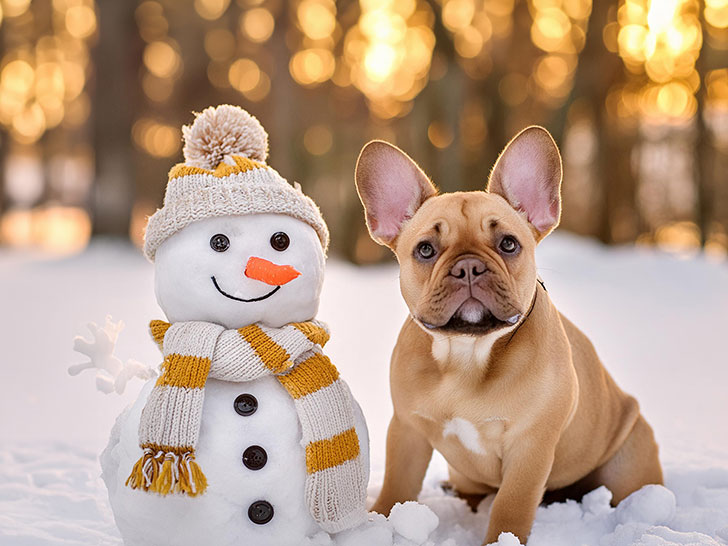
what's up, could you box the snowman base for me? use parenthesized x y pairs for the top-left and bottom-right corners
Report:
(102, 376), (370, 546)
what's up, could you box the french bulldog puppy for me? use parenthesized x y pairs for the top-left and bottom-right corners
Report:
(355, 127), (663, 545)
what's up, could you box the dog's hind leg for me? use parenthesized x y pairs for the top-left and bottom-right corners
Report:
(580, 414), (664, 505)
(542, 480), (594, 505)
(444, 465), (497, 512)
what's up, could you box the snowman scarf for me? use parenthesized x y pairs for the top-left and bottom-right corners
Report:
(126, 319), (367, 533)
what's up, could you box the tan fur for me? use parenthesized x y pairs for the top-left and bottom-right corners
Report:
(356, 130), (663, 545)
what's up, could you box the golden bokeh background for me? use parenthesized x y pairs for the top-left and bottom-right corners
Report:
(0, 0), (726, 261)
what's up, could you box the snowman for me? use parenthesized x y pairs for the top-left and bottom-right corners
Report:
(94, 105), (370, 546)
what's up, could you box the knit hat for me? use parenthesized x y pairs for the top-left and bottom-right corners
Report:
(143, 105), (329, 261)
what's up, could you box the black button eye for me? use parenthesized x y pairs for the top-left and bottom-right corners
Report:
(416, 242), (436, 260)
(270, 232), (290, 251)
(210, 233), (230, 252)
(499, 235), (519, 254)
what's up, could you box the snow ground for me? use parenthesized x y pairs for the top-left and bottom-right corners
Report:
(1, 233), (727, 545)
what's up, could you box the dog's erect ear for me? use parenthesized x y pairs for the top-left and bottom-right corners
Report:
(487, 126), (563, 239)
(355, 140), (437, 247)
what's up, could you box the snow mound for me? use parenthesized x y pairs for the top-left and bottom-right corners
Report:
(389, 501), (439, 543)
(523, 483), (726, 546)
(4, 450), (728, 546)
(1, 234), (728, 545)
(0, 446), (120, 545)
(614, 485), (676, 526)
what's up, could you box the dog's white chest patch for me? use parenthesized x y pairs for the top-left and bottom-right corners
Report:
(428, 326), (517, 368)
(442, 417), (486, 455)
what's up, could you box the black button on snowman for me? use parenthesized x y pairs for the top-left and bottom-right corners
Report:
(234, 393), (258, 416)
(242, 445), (268, 471)
(236, 395), (271, 521)
(248, 500), (275, 525)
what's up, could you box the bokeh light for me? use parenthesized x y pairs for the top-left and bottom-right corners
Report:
(427, 120), (454, 149)
(132, 118), (182, 158)
(343, 0), (436, 118)
(528, 0), (590, 104)
(0, 0), (725, 258)
(240, 8), (275, 43)
(289, 48), (335, 86)
(143, 40), (182, 79)
(617, 0), (702, 121)
(303, 124), (333, 155)
(705, 0), (728, 29)
(298, 0), (336, 41)
(194, 0), (230, 20)
(0, 206), (91, 253)
(65, 4), (97, 39)
(0, 0), (94, 144)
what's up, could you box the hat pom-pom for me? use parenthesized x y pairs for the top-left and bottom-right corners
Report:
(182, 105), (268, 169)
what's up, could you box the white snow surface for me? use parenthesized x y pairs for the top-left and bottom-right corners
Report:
(1, 233), (727, 546)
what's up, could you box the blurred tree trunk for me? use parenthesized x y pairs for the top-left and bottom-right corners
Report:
(694, 2), (714, 247)
(694, 63), (712, 247)
(419, 0), (463, 191)
(713, 146), (728, 246)
(490, 0), (535, 152)
(594, 100), (637, 243)
(549, 0), (612, 141)
(0, 24), (5, 219)
(550, 0), (633, 243)
(482, 73), (508, 175)
(90, 0), (137, 237)
(0, 133), (6, 219)
(269, 5), (296, 180)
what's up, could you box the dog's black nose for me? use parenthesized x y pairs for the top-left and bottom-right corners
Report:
(450, 257), (487, 281)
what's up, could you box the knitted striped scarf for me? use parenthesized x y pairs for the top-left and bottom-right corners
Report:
(126, 319), (367, 533)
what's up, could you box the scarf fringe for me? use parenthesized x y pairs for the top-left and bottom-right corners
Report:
(125, 447), (207, 497)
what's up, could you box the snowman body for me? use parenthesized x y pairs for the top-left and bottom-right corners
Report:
(102, 376), (369, 546)
(101, 211), (369, 545)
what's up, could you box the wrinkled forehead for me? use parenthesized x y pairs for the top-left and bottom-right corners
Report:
(407, 192), (533, 241)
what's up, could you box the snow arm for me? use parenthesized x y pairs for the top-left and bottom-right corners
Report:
(70, 316), (157, 394)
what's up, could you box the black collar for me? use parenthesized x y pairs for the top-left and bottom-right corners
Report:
(506, 278), (546, 345)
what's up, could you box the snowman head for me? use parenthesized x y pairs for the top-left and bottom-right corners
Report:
(154, 214), (324, 328)
(143, 105), (330, 329)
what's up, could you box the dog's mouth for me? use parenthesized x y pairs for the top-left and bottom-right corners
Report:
(420, 298), (521, 336)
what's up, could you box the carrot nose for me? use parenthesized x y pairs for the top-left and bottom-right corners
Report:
(245, 256), (301, 286)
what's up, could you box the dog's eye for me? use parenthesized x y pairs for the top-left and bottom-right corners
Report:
(210, 233), (230, 252)
(499, 235), (519, 254)
(416, 242), (436, 260)
(270, 232), (290, 251)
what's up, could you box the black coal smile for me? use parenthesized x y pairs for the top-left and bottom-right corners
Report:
(211, 276), (280, 303)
